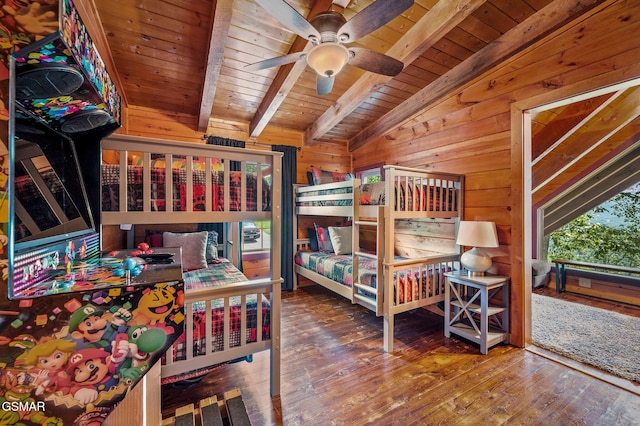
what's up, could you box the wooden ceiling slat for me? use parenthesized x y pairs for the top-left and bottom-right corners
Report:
(473, 2), (519, 33)
(101, 24), (206, 61)
(97, 8), (210, 44)
(102, 0), (211, 26)
(490, 0), (537, 23)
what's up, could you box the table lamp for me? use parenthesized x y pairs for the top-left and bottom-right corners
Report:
(456, 221), (499, 276)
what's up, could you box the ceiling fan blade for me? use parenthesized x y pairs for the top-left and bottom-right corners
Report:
(338, 0), (414, 43)
(348, 47), (404, 76)
(245, 52), (306, 71)
(316, 75), (335, 96)
(253, 0), (321, 41)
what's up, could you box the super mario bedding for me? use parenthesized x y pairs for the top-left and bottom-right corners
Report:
(101, 165), (271, 213)
(161, 259), (271, 384)
(295, 251), (445, 303)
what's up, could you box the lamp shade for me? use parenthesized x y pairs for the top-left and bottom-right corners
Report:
(456, 221), (498, 248)
(306, 42), (350, 77)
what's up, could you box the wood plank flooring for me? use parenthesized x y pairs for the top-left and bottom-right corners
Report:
(162, 284), (640, 425)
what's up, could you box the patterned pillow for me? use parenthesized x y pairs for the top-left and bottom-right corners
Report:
(205, 230), (219, 262)
(163, 231), (208, 271)
(314, 224), (334, 253)
(311, 166), (353, 185)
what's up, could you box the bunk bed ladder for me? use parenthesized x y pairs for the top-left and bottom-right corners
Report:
(352, 205), (384, 315)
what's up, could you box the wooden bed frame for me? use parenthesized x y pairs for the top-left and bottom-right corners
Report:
(101, 134), (282, 397)
(294, 165), (464, 352)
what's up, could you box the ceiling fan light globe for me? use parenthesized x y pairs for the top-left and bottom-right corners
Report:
(306, 42), (349, 78)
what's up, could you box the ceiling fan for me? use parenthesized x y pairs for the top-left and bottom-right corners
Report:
(246, 0), (414, 95)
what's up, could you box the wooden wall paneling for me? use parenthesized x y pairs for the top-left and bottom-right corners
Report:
(465, 188), (511, 208)
(123, 106), (205, 142)
(101, 225), (127, 252)
(464, 170), (512, 191)
(296, 143), (352, 184)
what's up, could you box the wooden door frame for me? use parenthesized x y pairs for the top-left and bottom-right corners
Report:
(510, 72), (640, 347)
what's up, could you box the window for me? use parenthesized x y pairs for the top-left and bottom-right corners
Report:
(546, 183), (640, 272)
(242, 221), (270, 252)
(355, 162), (384, 184)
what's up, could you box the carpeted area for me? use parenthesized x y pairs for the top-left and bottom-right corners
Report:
(532, 293), (640, 383)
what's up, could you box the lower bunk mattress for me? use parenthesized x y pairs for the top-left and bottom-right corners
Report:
(295, 251), (446, 304)
(161, 259), (270, 384)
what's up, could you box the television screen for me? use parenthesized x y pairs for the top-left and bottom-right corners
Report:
(12, 111), (95, 250)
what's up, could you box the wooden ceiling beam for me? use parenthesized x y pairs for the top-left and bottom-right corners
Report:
(304, 0), (489, 146)
(249, 0), (335, 138)
(198, 0), (235, 132)
(348, 0), (609, 152)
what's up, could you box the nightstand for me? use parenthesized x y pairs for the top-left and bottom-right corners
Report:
(444, 272), (510, 354)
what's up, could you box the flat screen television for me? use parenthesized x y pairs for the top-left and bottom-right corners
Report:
(12, 110), (95, 251)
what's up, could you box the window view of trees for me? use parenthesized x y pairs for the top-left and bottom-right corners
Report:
(546, 184), (640, 271)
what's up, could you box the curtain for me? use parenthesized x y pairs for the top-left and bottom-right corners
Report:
(201, 136), (247, 270)
(207, 135), (244, 170)
(272, 145), (297, 291)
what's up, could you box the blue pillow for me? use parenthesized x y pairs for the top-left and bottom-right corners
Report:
(307, 227), (319, 251)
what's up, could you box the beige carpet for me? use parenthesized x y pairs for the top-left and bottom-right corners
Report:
(531, 293), (640, 383)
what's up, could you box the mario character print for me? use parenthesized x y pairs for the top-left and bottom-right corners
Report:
(68, 303), (131, 352)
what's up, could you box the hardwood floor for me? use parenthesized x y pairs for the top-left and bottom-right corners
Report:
(162, 284), (640, 425)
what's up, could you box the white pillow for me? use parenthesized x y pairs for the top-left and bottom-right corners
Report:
(328, 226), (352, 255)
(163, 231), (208, 271)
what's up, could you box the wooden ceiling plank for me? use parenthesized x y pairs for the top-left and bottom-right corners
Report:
(305, 0), (489, 145)
(248, 0), (334, 138)
(349, 0), (609, 152)
(198, 0), (235, 132)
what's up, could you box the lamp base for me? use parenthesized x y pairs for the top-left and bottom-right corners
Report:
(460, 247), (492, 276)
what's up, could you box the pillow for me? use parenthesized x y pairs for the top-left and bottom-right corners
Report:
(311, 166), (354, 185)
(307, 227), (319, 251)
(163, 231), (208, 271)
(145, 230), (163, 248)
(314, 224), (334, 253)
(205, 230), (219, 262)
(328, 226), (352, 255)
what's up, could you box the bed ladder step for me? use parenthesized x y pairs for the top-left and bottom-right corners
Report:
(354, 220), (378, 226)
(354, 251), (377, 259)
(224, 388), (252, 426)
(200, 396), (224, 426)
(174, 404), (196, 426)
(353, 291), (377, 311)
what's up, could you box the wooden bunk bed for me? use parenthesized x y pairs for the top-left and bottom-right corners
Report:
(100, 135), (282, 397)
(294, 165), (463, 352)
